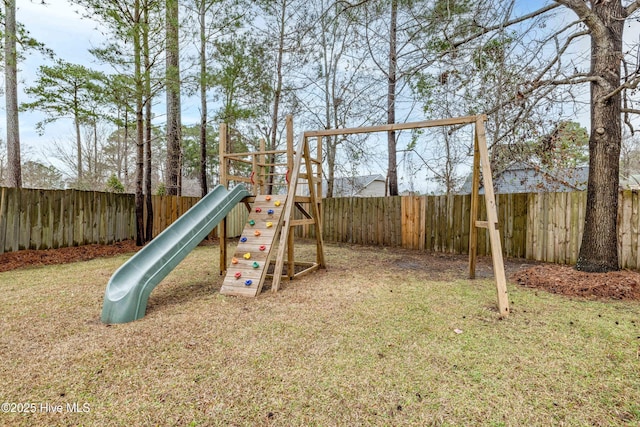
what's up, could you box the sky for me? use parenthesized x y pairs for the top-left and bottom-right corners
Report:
(13, 0), (104, 161)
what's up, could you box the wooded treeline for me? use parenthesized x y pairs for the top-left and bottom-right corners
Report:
(3, 1), (638, 197)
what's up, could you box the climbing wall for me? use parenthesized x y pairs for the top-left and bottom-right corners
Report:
(220, 194), (287, 297)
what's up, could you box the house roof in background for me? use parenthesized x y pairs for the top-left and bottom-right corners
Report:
(297, 174), (386, 197)
(331, 174), (385, 197)
(459, 161), (589, 194)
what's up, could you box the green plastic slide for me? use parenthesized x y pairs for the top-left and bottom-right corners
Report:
(101, 185), (250, 324)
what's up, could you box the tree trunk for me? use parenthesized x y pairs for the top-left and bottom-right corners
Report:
(4, 0), (21, 188)
(134, 0), (145, 246)
(326, 137), (338, 198)
(144, 6), (153, 243)
(321, 16), (334, 199)
(165, 0), (182, 196)
(198, 0), (208, 197)
(74, 117), (83, 183)
(124, 109), (130, 188)
(575, 1), (625, 272)
(386, 0), (398, 196)
(267, 0), (287, 195)
(116, 108), (123, 181)
(93, 120), (98, 178)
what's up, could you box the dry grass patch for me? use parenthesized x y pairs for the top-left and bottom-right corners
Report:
(0, 242), (639, 426)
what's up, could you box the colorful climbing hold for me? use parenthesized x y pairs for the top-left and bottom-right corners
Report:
(265, 195), (271, 201)
(259, 245), (266, 251)
(266, 221), (273, 228)
(252, 261), (259, 268)
(267, 209), (274, 215)
(254, 230), (261, 236)
(274, 200), (281, 207)
(244, 280), (253, 286)
(255, 207), (262, 213)
(243, 253), (251, 260)
(231, 257), (239, 264)
(249, 219), (256, 226)
(234, 272), (242, 279)
(240, 236), (247, 243)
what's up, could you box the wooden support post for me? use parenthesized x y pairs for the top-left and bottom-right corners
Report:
(316, 136), (323, 199)
(469, 126), (481, 279)
(316, 136), (324, 266)
(259, 139), (266, 194)
(219, 123), (228, 275)
(475, 116), (509, 317)
(273, 135), (307, 291)
(304, 138), (325, 268)
(286, 115), (295, 279)
(252, 155), (259, 195)
(287, 115), (294, 172)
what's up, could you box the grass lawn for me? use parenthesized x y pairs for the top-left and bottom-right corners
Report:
(0, 241), (638, 426)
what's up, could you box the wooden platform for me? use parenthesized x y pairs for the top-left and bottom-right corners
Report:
(220, 194), (287, 296)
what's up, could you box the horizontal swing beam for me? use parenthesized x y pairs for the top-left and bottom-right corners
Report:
(303, 115), (484, 138)
(222, 157), (290, 168)
(223, 149), (290, 158)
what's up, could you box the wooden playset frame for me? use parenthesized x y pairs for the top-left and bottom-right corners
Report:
(218, 116), (325, 296)
(218, 114), (509, 317)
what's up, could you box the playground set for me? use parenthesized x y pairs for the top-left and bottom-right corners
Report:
(101, 114), (508, 324)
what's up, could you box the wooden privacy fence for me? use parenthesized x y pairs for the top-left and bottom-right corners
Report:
(3, 186), (640, 270)
(0, 187), (247, 253)
(298, 190), (640, 270)
(309, 194), (528, 259)
(142, 194), (247, 239)
(0, 187), (135, 252)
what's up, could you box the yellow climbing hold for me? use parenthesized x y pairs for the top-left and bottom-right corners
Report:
(243, 253), (251, 260)
(274, 200), (281, 207)
(266, 222), (273, 228)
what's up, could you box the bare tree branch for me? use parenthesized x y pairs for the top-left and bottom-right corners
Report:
(451, 3), (562, 50)
(538, 74), (603, 86)
(532, 29), (590, 85)
(626, 1), (640, 16)
(603, 73), (640, 102)
(554, 0), (610, 38)
(335, 0), (371, 15)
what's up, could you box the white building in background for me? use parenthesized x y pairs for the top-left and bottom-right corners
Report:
(297, 174), (386, 198)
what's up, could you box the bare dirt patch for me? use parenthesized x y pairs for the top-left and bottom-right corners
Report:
(2, 240), (639, 300)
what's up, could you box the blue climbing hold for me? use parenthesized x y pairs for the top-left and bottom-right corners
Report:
(267, 209), (274, 215)
(240, 236), (247, 243)
(245, 280), (253, 286)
